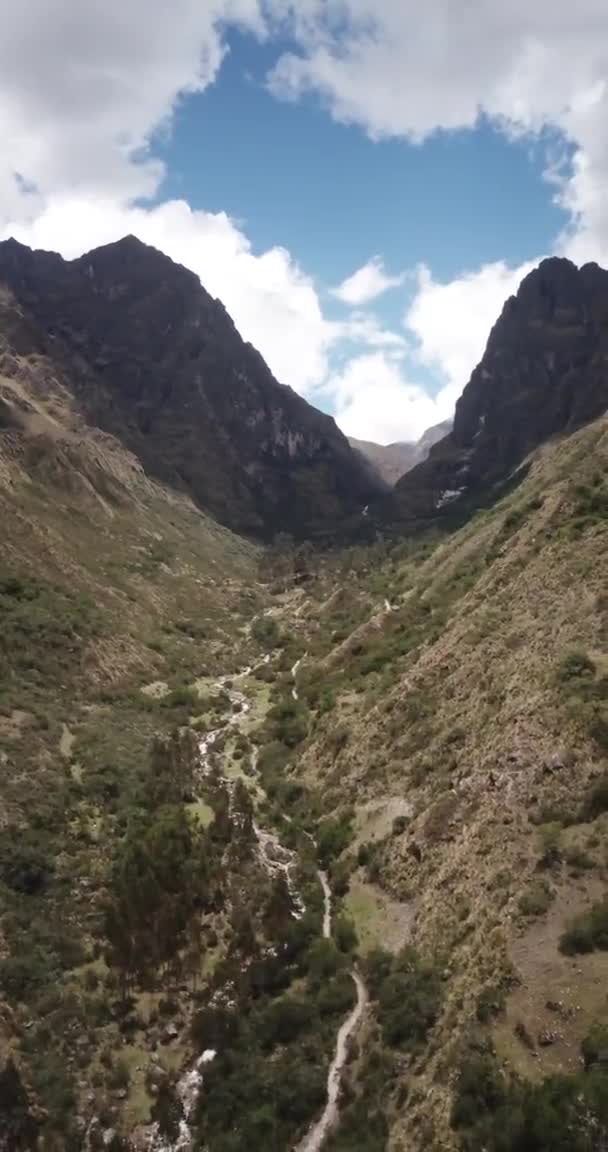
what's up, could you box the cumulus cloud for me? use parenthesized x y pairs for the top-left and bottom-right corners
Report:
(0, 0), (264, 217)
(326, 352), (453, 444)
(405, 258), (538, 400)
(332, 257), (404, 306)
(269, 0), (608, 261)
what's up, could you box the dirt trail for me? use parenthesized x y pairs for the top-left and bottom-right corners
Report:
(295, 971), (368, 1152)
(295, 860), (368, 1151)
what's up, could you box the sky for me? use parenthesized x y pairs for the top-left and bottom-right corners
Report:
(1, 3), (607, 444)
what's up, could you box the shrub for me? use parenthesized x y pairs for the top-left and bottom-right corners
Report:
(559, 651), (596, 682)
(252, 616), (282, 649)
(366, 946), (442, 1052)
(452, 1045), (608, 1152)
(559, 895), (608, 955)
(334, 915), (358, 954)
(581, 1022), (608, 1070)
(538, 823), (563, 869)
(518, 879), (554, 918)
(316, 812), (354, 868)
(266, 698), (309, 748)
(476, 985), (506, 1024)
(259, 996), (315, 1049)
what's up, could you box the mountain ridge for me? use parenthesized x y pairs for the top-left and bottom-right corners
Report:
(0, 235), (382, 539)
(381, 256), (608, 528)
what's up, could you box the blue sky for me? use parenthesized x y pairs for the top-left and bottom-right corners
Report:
(1, 2), (606, 442)
(162, 30), (567, 289)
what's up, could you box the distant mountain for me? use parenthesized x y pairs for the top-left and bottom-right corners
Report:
(384, 257), (608, 526)
(349, 420), (452, 486)
(0, 236), (382, 539)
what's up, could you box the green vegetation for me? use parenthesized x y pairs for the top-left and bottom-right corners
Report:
(452, 1040), (608, 1151)
(251, 615), (282, 649)
(364, 946), (443, 1052)
(581, 773), (608, 821)
(317, 810), (355, 869)
(518, 879), (554, 918)
(326, 1049), (396, 1152)
(192, 932), (355, 1152)
(557, 650), (608, 753)
(559, 894), (608, 954)
(0, 569), (102, 706)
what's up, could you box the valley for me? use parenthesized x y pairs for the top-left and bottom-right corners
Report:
(0, 240), (606, 1152)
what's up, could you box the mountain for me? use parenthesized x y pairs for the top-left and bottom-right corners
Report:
(1, 249), (608, 1152)
(385, 257), (608, 525)
(349, 419), (451, 486)
(0, 236), (382, 539)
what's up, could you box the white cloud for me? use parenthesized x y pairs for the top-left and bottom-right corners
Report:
(269, 1), (608, 262)
(332, 257), (404, 305)
(326, 352), (453, 444)
(0, 0), (264, 217)
(405, 258), (537, 401)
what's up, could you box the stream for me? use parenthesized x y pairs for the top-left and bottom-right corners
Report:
(146, 654), (367, 1152)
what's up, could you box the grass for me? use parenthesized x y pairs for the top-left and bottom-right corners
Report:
(345, 877), (413, 956)
(186, 799), (215, 828)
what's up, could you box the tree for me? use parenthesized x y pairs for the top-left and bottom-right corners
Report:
(151, 1076), (183, 1142)
(105, 804), (206, 990)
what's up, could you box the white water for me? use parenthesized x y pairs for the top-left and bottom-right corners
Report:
(147, 654), (367, 1152)
(291, 655), (304, 701)
(147, 1051), (216, 1152)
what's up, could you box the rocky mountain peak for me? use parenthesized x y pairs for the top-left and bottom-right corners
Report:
(388, 256), (608, 525)
(0, 236), (382, 538)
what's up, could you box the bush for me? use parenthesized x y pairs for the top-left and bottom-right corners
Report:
(559, 651), (596, 682)
(259, 996), (315, 1049)
(476, 985), (506, 1023)
(452, 1045), (608, 1152)
(518, 879), (554, 918)
(252, 616), (282, 649)
(538, 823), (563, 869)
(559, 895), (608, 955)
(581, 1022), (608, 1070)
(366, 946), (442, 1052)
(316, 812), (354, 868)
(334, 915), (358, 954)
(266, 698), (309, 748)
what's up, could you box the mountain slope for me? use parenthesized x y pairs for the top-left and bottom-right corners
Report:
(268, 411), (608, 1152)
(0, 236), (381, 539)
(349, 420), (451, 486)
(384, 257), (608, 526)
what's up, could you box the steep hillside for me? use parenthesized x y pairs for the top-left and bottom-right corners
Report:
(268, 412), (608, 1152)
(349, 421), (451, 487)
(383, 258), (608, 528)
(0, 236), (381, 539)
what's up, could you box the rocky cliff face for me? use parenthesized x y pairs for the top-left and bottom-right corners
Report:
(0, 236), (381, 538)
(387, 257), (608, 525)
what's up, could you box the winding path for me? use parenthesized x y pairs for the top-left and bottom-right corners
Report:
(295, 861), (368, 1151)
(295, 971), (368, 1152)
